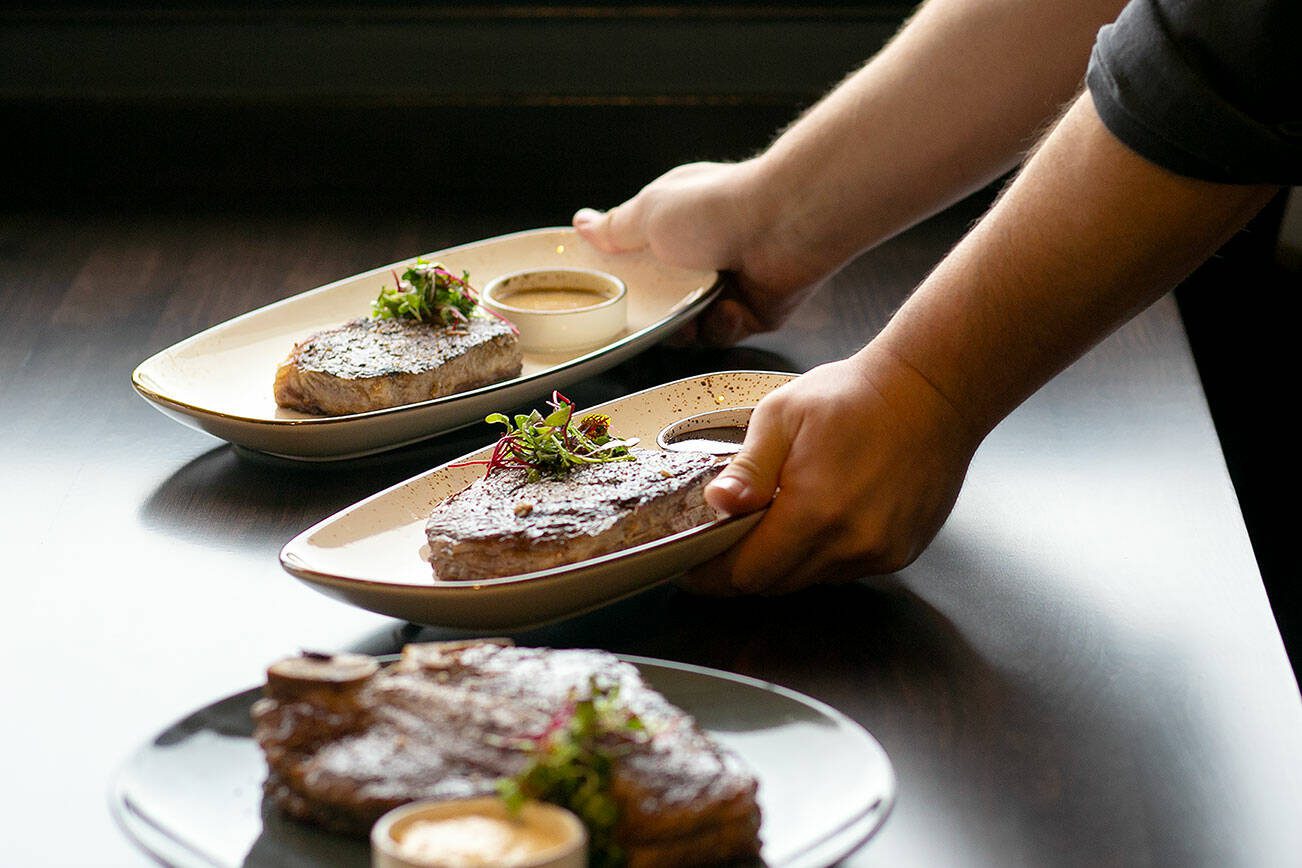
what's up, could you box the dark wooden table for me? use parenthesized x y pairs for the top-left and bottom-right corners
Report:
(3, 198), (1299, 867)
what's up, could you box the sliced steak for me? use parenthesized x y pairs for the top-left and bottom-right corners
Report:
(426, 449), (722, 580)
(274, 315), (521, 415)
(251, 641), (762, 866)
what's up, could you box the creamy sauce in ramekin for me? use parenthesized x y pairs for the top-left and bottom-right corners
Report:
(497, 288), (610, 312)
(395, 813), (569, 866)
(374, 798), (589, 868)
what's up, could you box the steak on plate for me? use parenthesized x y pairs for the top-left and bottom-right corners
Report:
(273, 315), (521, 415)
(251, 641), (762, 867)
(426, 448), (722, 580)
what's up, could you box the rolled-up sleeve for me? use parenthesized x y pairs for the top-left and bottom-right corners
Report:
(1086, 0), (1301, 185)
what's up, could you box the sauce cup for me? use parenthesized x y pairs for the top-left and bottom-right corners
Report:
(657, 407), (754, 455)
(481, 267), (627, 353)
(372, 796), (587, 868)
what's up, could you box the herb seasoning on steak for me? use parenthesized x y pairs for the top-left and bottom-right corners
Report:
(273, 315), (521, 415)
(274, 261), (522, 415)
(426, 448), (721, 580)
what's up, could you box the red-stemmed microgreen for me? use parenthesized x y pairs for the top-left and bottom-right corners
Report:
(452, 391), (636, 482)
(494, 679), (648, 868)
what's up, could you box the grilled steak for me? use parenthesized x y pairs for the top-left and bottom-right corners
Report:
(426, 449), (722, 580)
(252, 641), (762, 867)
(274, 315), (521, 415)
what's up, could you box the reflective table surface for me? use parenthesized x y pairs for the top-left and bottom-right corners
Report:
(2, 198), (1298, 867)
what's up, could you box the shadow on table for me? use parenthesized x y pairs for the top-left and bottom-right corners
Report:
(343, 534), (1224, 866)
(137, 343), (796, 549)
(196, 552), (1213, 868)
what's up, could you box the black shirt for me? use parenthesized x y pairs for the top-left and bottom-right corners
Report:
(1087, 0), (1302, 185)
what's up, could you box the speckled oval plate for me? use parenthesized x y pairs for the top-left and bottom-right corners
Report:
(279, 371), (794, 629)
(131, 227), (722, 460)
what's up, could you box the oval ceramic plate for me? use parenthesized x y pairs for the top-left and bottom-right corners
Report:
(131, 227), (722, 460)
(280, 371), (794, 630)
(110, 655), (895, 868)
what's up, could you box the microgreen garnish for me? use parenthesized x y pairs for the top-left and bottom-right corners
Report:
(371, 258), (518, 334)
(452, 391), (637, 482)
(496, 680), (648, 868)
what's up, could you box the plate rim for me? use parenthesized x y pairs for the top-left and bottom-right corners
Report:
(277, 369), (795, 591)
(108, 653), (896, 868)
(130, 225), (725, 429)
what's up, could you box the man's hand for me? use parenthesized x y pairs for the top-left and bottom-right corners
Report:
(681, 345), (982, 595)
(573, 161), (825, 346)
(572, 0), (1129, 350)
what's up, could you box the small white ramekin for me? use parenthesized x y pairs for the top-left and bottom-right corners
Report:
(371, 796), (587, 868)
(482, 267), (627, 354)
(656, 406), (755, 455)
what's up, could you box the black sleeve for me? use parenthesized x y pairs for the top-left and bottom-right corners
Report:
(1086, 0), (1302, 185)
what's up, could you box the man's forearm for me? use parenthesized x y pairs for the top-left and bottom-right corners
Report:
(750, 0), (1126, 275)
(874, 92), (1278, 436)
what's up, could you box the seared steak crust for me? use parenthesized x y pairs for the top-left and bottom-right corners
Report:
(251, 641), (762, 865)
(274, 316), (521, 415)
(426, 449), (722, 580)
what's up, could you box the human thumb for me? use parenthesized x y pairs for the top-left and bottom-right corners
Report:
(705, 404), (790, 517)
(572, 205), (646, 253)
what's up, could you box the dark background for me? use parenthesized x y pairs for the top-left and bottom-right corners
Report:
(2, 2), (910, 210)
(4, 2), (1294, 662)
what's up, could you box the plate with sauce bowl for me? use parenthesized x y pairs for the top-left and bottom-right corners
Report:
(110, 654), (895, 868)
(279, 371), (793, 630)
(131, 228), (722, 460)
